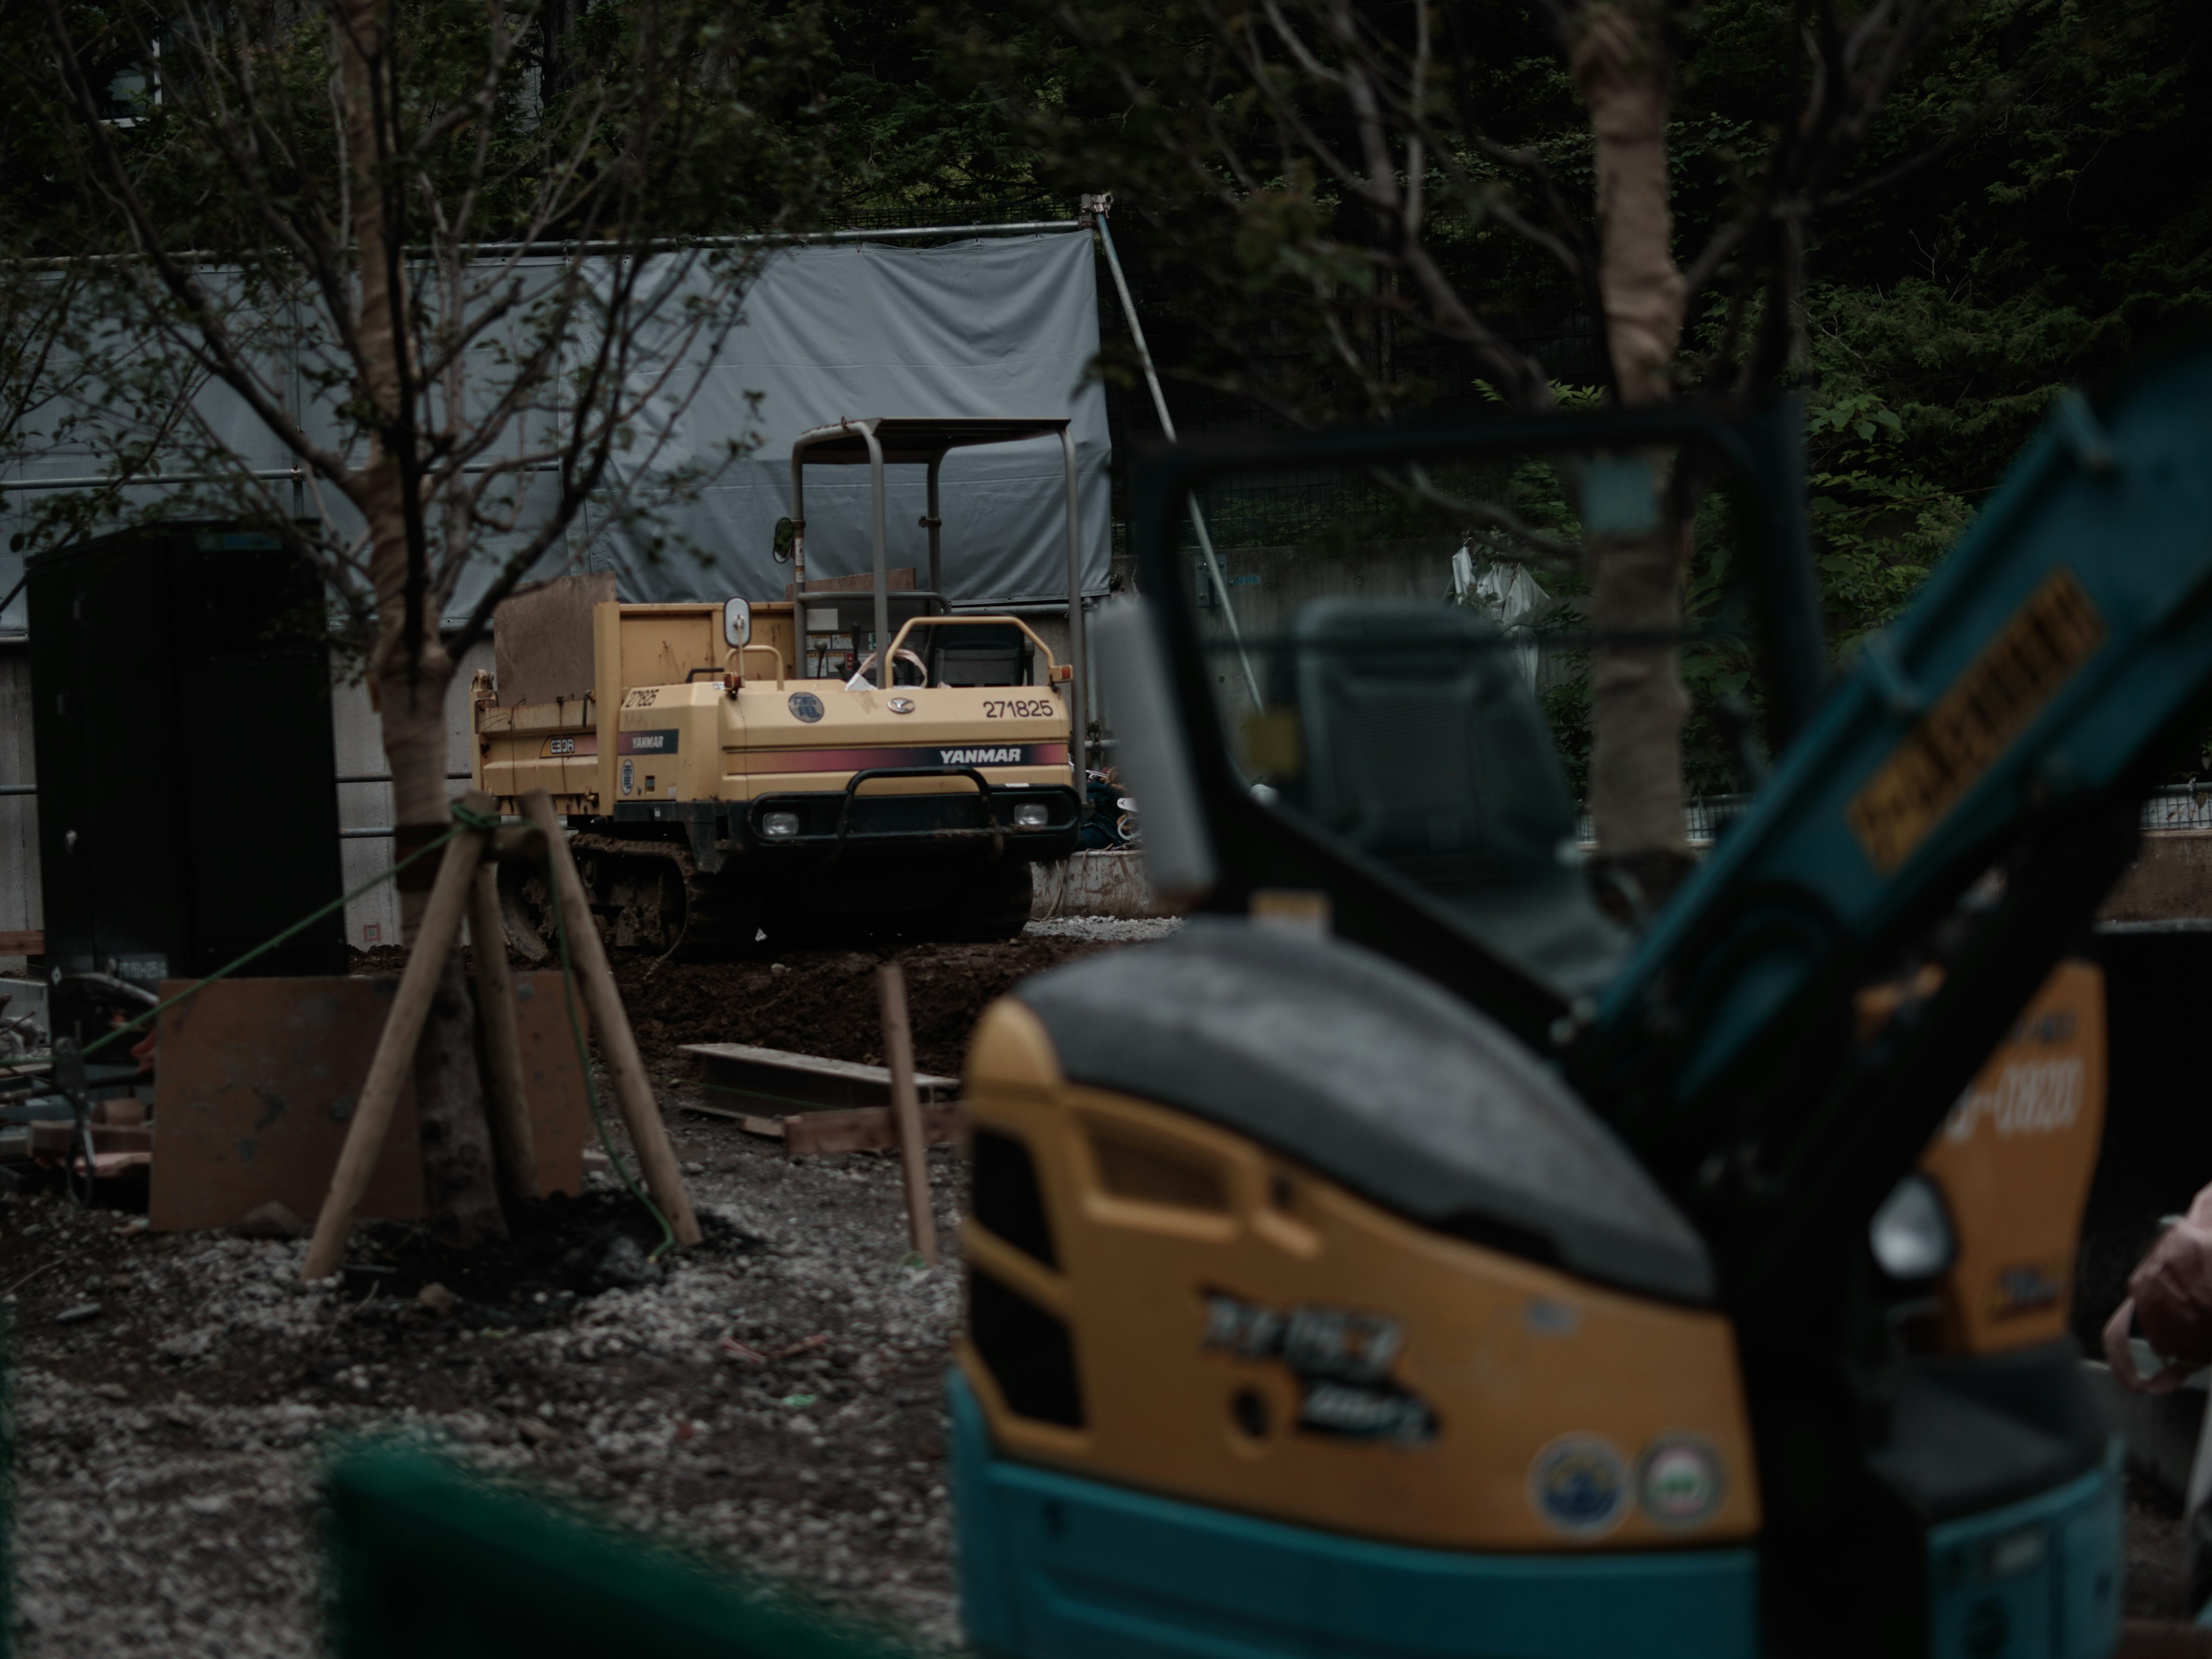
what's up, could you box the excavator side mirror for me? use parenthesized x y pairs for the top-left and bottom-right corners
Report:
(723, 597), (751, 648)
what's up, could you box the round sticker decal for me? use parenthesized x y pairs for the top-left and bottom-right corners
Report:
(1528, 1435), (1628, 1537)
(787, 691), (824, 724)
(1638, 1436), (1724, 1528)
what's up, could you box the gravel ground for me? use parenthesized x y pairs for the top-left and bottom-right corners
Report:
(1, 920), (1178, 1657)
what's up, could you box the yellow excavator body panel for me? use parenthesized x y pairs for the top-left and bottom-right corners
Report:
(957, 995), (1762, 1555)
(1918, 959), (2107, 1355)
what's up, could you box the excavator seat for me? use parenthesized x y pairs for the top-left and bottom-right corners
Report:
(1279, 599), (1624, 998)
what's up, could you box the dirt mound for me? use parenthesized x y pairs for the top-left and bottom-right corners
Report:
(616, 934), (1108, 1077)
(351, 926), (1134, 1079)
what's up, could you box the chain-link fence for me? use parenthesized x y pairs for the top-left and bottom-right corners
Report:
(1576, 787), (2212, 849)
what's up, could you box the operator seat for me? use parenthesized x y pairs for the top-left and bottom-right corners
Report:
(929, 623), (1034, 687)
(1279, 598), (1625, 999)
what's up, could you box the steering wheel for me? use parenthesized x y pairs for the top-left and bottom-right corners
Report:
(853, 648), (930, 688)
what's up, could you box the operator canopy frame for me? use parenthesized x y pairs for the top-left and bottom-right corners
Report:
(785, 419), (1086, 730)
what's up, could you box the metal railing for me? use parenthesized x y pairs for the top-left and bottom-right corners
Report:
(0, 771), (472, 842)
(1577, 786), (2212, 849)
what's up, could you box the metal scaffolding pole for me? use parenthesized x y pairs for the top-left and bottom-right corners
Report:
(1086, 195), (1262, 709)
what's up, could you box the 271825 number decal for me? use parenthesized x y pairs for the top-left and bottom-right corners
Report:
(983, 698), (1056, 718)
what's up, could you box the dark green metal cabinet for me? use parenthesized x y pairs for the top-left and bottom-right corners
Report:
(26, 522), (344, 1009)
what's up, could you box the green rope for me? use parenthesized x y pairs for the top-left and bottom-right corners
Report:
(77, 821), (472, 1060)
(547, 850), (679, 1263)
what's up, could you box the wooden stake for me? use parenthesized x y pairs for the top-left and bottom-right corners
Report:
(517, 789), (702, 1248)
(465, 863), (539, 1204)
(302, 813), (488, 1280)
(877, 963), (938, 1266)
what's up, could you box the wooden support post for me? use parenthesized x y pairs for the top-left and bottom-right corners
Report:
(466, 863), (539, 1204)
(490, 823), (548, 865)
(517, 789), (702, 1248)
(302, 813), (488, 1281)
(877, 963), (938, 1266)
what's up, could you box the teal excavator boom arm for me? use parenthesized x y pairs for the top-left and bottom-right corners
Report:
(1119, 343), (2212, 1300)
(1569, 346), (2212, 1300)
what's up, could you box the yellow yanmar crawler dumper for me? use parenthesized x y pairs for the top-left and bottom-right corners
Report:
(473, 418), (1088, 955)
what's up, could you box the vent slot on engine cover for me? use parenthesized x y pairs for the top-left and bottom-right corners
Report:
(972, 1128), (1058, 1267)
(968, 1268), (1085, 1428)
(1089, 1129), (1228, 1211)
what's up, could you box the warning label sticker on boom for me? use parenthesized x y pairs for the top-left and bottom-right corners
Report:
(1848, 568), (2104, 873)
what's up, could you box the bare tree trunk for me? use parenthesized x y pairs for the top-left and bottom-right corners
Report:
(378, 648), (507, 1247)
(1570, 1), (1692, 902)
(343, 0), (507, 1244)
(415, 949), (509, 1245)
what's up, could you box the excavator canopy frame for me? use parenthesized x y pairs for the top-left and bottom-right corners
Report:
(1122, 404), (1813, 1056)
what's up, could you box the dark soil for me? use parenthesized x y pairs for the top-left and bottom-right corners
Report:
(357, 931), (1114, 1079)
(612, 935), (1111, 1078)
(2127, 1469), (2194, 1622)
(334, 1190), (764, 1326)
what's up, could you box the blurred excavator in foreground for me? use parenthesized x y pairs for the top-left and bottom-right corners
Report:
(942, 347), (2212, 1657)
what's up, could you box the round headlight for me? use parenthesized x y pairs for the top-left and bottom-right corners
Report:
(1869, 1173), (1955, 1281)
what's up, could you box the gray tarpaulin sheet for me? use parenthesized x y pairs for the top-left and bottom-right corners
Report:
(0, 230), (1109, 631)
(598, 232), (1110, 609)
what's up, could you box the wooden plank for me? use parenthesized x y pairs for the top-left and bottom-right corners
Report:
(783, 1103), (964, 1158)
(0, 930), (44, 954)
(681, 1040), (957, 1115)
(681, 1041), (959, 1089)
(676, 1099), (791, 1137)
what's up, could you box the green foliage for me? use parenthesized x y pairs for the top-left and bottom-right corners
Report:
(0, 0), (844, 647)
(3, 0), (2205, 789)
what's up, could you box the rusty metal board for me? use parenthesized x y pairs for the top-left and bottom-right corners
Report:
(150, 972), (591, 1233)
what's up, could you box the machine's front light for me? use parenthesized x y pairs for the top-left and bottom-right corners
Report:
(1013, 802), (1051, 828)
(1869, 1172), (1956, 1280)
(760, 811), (801, 839)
